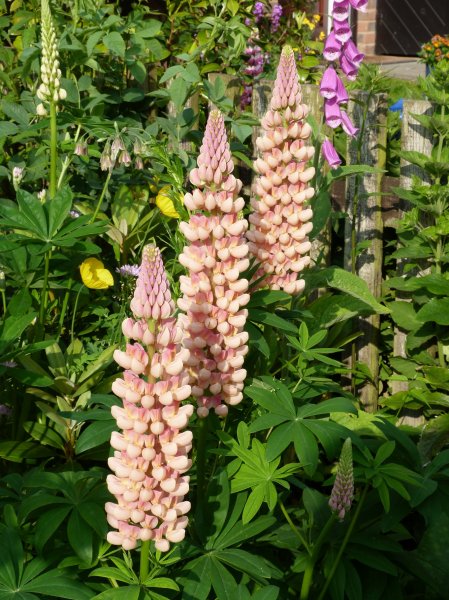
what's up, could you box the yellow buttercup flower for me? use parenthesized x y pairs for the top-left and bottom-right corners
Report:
(80, 258), (114, 289)
(155, 186), (180, 219)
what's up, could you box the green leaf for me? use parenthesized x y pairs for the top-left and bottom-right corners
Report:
(210, 558), (237, 600)
(91, 586), (141, 600)
(252, 586), (280, 600)
(35, 506), (72, 553)
(0, 121), (19, 137)
(242, 484), (266, 524)
(247, 290), (291, 308)
(246, 323), (270, 358)
(417, 298), (449, 325)
(389, 301), (420, 331)
(249, 309), (298, 334)
(67, 510), (94, 564)
(168, 77), (189, 113)
(46, 186), (72, 237)
(103, 32), (126, 57)
(265, 423), (294, 461)
(0, 441), (53, 463)
(217, 549), (273, 581)
(180, 557), (212, 600)
(23, 569), (92, 599)
(75, 420), (115, 454)
(293, 424), (319, 474)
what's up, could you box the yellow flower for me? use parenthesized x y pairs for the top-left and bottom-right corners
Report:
(80, 258), (114, 289)
(319, 31), (326, 40)
(155, 186), (180, 219)
(313, 14), (321, 21)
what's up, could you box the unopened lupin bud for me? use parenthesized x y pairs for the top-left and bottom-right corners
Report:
(329, 438), (354, 520)
(36, 0), (66, 115)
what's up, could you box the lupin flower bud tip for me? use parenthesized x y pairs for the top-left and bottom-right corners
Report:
(329, 438), (354, 520)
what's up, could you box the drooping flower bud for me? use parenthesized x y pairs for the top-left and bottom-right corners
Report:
(106, 245), (193, 552)
(321, 140), (342, 169)
(247, 45), (315, 295)
(329, 438), (354, 520)
(178, 110), (249, 418)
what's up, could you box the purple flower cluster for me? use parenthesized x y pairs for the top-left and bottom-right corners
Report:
(320, 0), (366, 168)
(253, 1), (265, 23)
(240, 43), (268, 108)
(116, 264), (141, 278)
(270, 4), (282, 33)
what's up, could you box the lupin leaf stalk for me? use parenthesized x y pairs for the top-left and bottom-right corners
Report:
(178, 110), (250, 418)
(106, 245), (193, 552)
(247, 46), (315, 294)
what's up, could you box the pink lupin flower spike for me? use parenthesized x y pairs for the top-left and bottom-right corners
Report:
(247, 45), (315, 295)
(178, 110), (250, 418)
(106, 244), (193, 552)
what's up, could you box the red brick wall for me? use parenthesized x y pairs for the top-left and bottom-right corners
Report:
(356, 0), (377, 55)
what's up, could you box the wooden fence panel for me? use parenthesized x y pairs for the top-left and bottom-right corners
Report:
(344, 92), (388, 412)
(392, 100), (434, 401)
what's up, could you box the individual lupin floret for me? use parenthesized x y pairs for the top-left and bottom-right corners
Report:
(106, 245), (193, 552)
(36, 0), (66, 116)
(178, 110), (250, 418)
(329, 438), (354, 520)
(247, 45), (315, 295)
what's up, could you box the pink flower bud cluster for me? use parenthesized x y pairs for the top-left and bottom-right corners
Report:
(178, 110), (250, 418)
(247, 46), (315, 295)
(106, 245), (193, 552)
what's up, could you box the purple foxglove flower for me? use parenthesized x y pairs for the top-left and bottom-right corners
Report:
(332, 0), (350, 22)
(340, 54), (358, 80)
(341, 111), (359, 136)
(320, 67), (340, 99)
(334, 19), (352, 43)
(343, 39), (364, 65)
(335, 76), (349, 104)
(324, 98), (342, 128)
(322, 139), (342, 169)
(329, 438), (354, 520)
(349, 0), (368, 11)
(323, 31), (342, 62)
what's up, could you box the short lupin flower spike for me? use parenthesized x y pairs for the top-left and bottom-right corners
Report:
(178, 110), (250, 418)
(247, 46), (315, 295)
(36, 0), (66, 116)
(329, 438), (354, 520)
(106, 245), (193, 552)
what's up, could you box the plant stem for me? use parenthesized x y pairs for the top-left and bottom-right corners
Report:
(70, 285), (84, 346)
(300, 513), (337, 600)
(39, 250), (52, 330)
(196, 416), (208, 514)
(57, 124), (82, 189)
(49, 101), (58, 199)
(90, 169), (112, 223)
(279, 498), (311, 555)
(317, 486), (368, 600)
(139, 540), (150, 583)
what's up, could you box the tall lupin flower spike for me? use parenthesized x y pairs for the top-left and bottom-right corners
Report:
(319, 0), (366, 167)
(106, 245), (193, 552)
(247, 45), (315, 295)
(36, 0), (66, 117)
(329, 438), (354, 520)
(178, 110), (250, 418)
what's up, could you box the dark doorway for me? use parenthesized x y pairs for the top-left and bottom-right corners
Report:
(376, 0), (449, 56)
